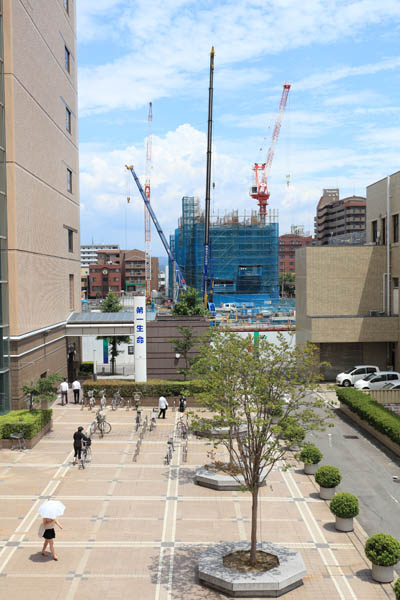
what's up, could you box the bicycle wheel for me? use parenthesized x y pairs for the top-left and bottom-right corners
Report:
(86, 446), (92, 462)
(102, 421), (112, 434)
(89, 421), (97, 435)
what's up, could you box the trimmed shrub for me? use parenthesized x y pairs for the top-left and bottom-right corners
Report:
(0, 409), (52, 440)
(336, 387), (400, 446)
(394, 577), (400, 599)
(82, 379), (205, 398)
(365, 533), (400, 567)
(298, 444), (322, 465)
(79, 362), (93, 375)
(315, 465), (341, 488)
(330, 492), (359, 518)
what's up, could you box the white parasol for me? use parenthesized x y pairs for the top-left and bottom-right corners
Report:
(38, 500), (65, 519)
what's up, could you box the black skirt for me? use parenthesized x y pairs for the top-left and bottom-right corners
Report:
(43, 528), (55, 539)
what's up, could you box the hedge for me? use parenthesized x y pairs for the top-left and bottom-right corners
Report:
(0, 409), (52, 440)
(79, 361), (94, 375)
(82, 379), (205, 398)
(336, 387), (400, 446)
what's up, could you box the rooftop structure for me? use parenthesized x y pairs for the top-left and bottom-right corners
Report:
(170, 197), (279, 305)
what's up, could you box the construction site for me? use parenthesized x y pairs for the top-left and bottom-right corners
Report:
(170, 198), (279, 307)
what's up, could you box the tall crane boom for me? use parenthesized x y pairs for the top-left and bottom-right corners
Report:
(144, 102), (152, 300)
(125, 165), (187, 294)
(250, 83), (290, 218)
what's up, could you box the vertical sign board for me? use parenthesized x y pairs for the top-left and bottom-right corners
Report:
(134, 296), (147, 382)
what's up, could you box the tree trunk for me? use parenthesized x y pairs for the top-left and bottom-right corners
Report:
(250, 487), (259, 566)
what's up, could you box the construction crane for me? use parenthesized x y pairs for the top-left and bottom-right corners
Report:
(144, 102), (152, 301)
(125, 165), (186, 299)
(250, 83), (291, 218)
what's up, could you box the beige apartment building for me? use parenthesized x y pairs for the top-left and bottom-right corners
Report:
(3, 0), (80, 410)
(297, 171), (400, 380)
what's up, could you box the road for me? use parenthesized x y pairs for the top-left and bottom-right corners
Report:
(307, 392), (400, 540)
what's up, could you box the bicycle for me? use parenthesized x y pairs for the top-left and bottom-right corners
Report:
(99, 390), (107, 411)
(90, 410), (112, 437)
(176, 417), (188, 439)
(80, 437), (92, 469)
(135, 410), (142, 432)
(87, 391), (95, 411)
(111, 390), (122, 411)
(10, 433), (26, 451)
(149, 409), (157, 431)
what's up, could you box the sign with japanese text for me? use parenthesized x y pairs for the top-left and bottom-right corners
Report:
(133, 296), (147, 382)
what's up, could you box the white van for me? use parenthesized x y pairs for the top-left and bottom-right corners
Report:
(354, 372), (400, 390)
(336, 365), (379, 387)
(219, 303), (237, 313)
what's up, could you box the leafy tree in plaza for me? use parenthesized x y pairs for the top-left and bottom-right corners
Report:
(99, 291), (131, 375)
(172, 286), (206, 316)
(169, 326), (197, 380)
(279, 272), (295, 297)
(22, 373), (63, 410)
(192, 330), (330, 567)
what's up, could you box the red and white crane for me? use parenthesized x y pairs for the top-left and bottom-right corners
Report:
(250, 83), (290, 218)
(144, 102), (152, 300)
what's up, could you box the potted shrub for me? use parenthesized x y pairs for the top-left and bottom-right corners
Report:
(298, 444), (323, 475)
(329, 492), (359, 531)
(394, 577), (400, 599)
(315, 465), (341, 500)
(365, 533), (400, 583)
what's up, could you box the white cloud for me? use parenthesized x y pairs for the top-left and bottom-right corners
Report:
(78, 1), (400, 115)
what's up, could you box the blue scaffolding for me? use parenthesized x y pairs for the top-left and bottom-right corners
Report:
(169, 197), (279, 307)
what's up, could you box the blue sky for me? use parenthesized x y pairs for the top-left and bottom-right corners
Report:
(77, 1), (400, 257)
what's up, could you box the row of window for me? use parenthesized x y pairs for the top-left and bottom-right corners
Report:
(371, 214), (399, 244)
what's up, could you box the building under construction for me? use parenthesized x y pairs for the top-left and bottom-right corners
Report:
(169, 197), (279, 306)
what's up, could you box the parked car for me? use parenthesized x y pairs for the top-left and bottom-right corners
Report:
(382, 382), (400, 390)
(336, 365), (380, 387)
(354, 372), (400, 390)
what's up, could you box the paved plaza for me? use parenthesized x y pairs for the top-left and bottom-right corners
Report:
(0, 402), (398, 599)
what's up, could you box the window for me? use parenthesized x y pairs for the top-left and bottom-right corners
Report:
(69, 274), (74, 310)
(372, 220), (378, 243)
(68, 229), (73, 252)
(67, 168), (72, 192)
(65, 46), (71, 73)
(64, 0), (69, 13)
(393, 278), (399, 289)
(66, 107), (71, 133)
(382, 218), (386, 245)
(394, 214), (399, 243)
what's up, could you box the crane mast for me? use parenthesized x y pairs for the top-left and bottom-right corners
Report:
(250, 83), (290, 218)
(144, 102), (152, 300)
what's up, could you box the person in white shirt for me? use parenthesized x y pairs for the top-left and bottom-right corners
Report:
(60, 379), (69, 406)
(158, 395), (168, 419)
(72, 379), (81, 404)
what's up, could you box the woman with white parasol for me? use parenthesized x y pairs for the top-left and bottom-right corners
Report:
(38, 500), (64, 561)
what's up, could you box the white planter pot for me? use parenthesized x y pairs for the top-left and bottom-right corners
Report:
(319, 485), (336, 500)
(371, 563), (394, 583)
(335, 516), (354, 532)
(304, 462), (319, 475)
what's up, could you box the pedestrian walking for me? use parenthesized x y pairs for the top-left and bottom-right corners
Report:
(72, 379), (81, 404)
(158, 395), (168, 419)
(59, 378), (68, 405)
(38, 500), (65, 561)
(179, 394), (187, 413)
(73, 426), (90, 467)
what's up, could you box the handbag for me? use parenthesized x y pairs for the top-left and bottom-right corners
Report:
(38, 523), (45, 538)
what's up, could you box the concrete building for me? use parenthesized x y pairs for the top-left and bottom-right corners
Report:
(80, 244), (119, 268)
(122, 249), (158, 295)
(297, 171), (400, 380)
(314, 189), (366, 245)
(3, 1), (80, 410)
(279, 232), (312, 273)
(88, 264), (122, 298)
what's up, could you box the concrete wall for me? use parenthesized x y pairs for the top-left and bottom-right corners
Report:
(147, 316), (209, 379)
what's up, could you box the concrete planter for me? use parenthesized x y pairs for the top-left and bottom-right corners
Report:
(303, 462), (319, 475)
(195, 467), (267, 491)
(335, 516), (353, 532)
(319, 485), (336, 500)
(198, 541), (306, 597)
(371, 563), (395, 583)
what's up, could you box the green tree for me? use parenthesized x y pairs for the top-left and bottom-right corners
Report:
(279, 272), (295, 297)
(22, 373), (63, 410)
(192, 331), (330, 567)
(169, 326), (196, 380)
(172, 287), (205, 316)
(99, 291), (131, 375)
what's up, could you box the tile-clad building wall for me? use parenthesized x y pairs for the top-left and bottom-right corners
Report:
(5, 0), (80, 408)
